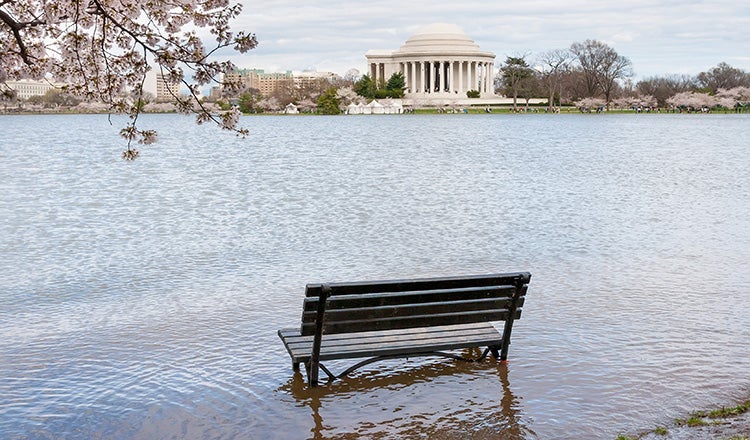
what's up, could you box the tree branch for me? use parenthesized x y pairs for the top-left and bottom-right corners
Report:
(0, 8), (39, 64)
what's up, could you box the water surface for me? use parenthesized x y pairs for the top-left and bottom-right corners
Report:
(1, 113), (749, 439)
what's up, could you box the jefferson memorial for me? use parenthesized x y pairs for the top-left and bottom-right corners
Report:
(366, 23), (497, 101)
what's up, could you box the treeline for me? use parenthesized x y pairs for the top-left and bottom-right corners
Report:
(499, 39), (750, 112)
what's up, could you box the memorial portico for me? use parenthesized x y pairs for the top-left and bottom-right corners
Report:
(365, 24), (496, 100)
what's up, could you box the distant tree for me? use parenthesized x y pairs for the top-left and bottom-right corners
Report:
(667, 91), (716, 111)
(697, 62), (750, 94)
(353, 75), (377, 99)
(537, 49), (574, 111)
(25, 88), (80, 108)
(353, 73), (404, 99)
(296, 78), (330, 102)
(570, 39), (632, 109)
(316, 88), (340, 115)
(385, 72), (406, 98)
(270, 81), (296, 107)
(500, 55), (534, 110)
(516, 73), (543, 110)
(257, 96), (282, 112)
(715, 86), (750, 111)
(575, 97), (606, 112)
(613, 95), (657, 110)
(297, 97), (317, 113)
(1, 0), (257, 159)
(340, 68), (361, 87)
(238, 89), (262, 113)
(636, 74), (696, 107)
(336, 86), (359, 107)
(143, 102), (177, 113)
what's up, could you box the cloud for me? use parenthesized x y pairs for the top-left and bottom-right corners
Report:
(229, 0), (750, 78)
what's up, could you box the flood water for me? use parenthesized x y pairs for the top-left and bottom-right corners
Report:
(1, 112), (749, 439)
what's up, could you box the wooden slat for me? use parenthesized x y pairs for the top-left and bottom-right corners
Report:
(301, 309), (521, 336)
(280, 323), (504, 362)
(286, 322), (500, 350)
(302, 285), (521, 313)
(285, 332), (501, 357)
(302, 297), (523, 323)
(305, 272), (531, 297)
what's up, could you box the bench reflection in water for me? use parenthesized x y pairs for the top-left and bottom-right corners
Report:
(278, 350), (534, 439)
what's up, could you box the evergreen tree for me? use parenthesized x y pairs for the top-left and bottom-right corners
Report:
(501, 56), (534, 110)
(353, 75), (377, 99)
(316, 88), (341, 115)
(385, 72), (406, 98)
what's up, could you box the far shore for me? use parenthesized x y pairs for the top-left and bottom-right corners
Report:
(2, 106), (749, 117)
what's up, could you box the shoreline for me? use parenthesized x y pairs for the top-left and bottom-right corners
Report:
(622, 398), (750, 440)
(2, 108), (750, 117)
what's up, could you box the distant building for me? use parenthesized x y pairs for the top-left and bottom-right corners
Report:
(223, 68), (293, 96)
(155, 74), (180, 102)
(3, 79), (63, 100)
(366, 23), (496, 100)
(293, 70), (337, 91)
(222, 69), (337, 98)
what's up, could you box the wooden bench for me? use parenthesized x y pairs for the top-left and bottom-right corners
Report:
(278, 272), (531, 386)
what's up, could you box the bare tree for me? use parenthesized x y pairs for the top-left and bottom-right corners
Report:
(697, 62), (750, 94)
(537, 49), (573, 111)
(636, 74), (696, 107)
(570, 39), (633, 109)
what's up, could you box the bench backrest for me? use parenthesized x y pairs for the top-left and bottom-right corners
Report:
(300, 272), (530, 336)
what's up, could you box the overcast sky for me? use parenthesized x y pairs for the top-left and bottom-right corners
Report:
(225, 0), (749, 80)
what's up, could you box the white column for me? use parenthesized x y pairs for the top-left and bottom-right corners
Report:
(458, 61), (463, 94)
(438, 61), (444, 94)
(409, 61), (414, 95)
(400, 62), (405, 90)
(483, 62), (488, 93)
(448, 61), (454, 94)
(483, 62), (488, 94)
(487, 63), (494, 94)
(420, 61), (425, 94)
(487, 62), (493, 94)
(485, 62), (491, 94)
(479, 63), (487, 94)
(428, 60), (433, 94)
(425, 61), (430, 94)
(431, 60), (437, 94)
(414, 61), (419, 95)
(470, 61), (476, 91)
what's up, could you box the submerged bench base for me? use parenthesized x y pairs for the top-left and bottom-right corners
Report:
(279, 322), (505, 383)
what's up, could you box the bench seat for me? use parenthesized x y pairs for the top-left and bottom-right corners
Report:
(279, 321), (503, 364)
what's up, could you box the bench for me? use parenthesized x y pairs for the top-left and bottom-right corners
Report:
(278, 272), (531, 386)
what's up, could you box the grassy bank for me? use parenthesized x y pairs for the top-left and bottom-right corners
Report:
(617, 399), (750, 439)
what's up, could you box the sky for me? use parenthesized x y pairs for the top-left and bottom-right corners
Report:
(221, 0), (750, 81)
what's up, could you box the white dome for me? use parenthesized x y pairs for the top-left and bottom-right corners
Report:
(397, 23), (484, 55)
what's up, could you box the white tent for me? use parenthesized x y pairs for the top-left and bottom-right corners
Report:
(284, 103), (299, 114)
(346, 102), (362, 115)
(366, 100), (385, 114)
(382, 99), (404, 114)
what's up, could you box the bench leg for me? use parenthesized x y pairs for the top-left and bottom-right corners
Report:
(490, 345), (501, 359)
(307, 360), (319, 387)
(305, 360), (335, 386)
